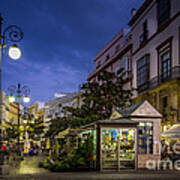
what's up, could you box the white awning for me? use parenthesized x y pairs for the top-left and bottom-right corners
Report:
(162, 123), (180, 139)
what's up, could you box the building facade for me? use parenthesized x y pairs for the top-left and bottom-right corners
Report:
(28, 102), (45, 120)
(1, 91), (21, 138)
(88, 28), (133, 90)
(129, 0), (180, 131)
(88, 0), (180, 132)
(44, 92), (81, 133)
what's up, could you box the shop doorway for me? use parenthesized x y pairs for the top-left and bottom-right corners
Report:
(101, 128), (136, 170)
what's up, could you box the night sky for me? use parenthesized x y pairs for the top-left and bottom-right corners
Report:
(0, 0), (143, 104)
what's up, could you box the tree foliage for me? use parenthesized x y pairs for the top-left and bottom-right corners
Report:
(3, 123), (19, 140)
(27, 117), (45, 139)
(47, 70), (133, 135)
(45, 116), (69, 137)
(66, 69), (133, 127)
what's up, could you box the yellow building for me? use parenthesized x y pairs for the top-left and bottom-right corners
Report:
(127, 0), (180, 132)
(134, 79), (180, 132)
(1, 92), (10, 133)
(28, 102), (45, 146)
(28, 103), (38, 119)
(28, 103), (44, 121)
(1, 92), (19, 137)
(28, 102), (45, 135)
(8, 102), (18, 125)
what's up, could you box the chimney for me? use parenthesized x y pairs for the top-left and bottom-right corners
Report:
(131, 8), (136, 17)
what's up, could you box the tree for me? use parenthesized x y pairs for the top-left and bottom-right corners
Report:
(46, 70), (133, 134)
(45, 116), (69, 138)
(3, 122), (19, 140)
(65, 69), (133, 128)
(26, 117), (45, 139)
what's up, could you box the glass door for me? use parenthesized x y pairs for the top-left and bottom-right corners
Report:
(101, 128), (136, 170)
(119, 129), (135, 169)
(101, 128), (118, 170)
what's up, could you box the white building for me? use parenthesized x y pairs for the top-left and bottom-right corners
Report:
(44, 92), (80, 132)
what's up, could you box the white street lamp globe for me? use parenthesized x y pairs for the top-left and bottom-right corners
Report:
(23, 119), (28, 124)
(23, 96), (30, 103)
(8, 44), (22, 60)
(8, 95), (15, 102)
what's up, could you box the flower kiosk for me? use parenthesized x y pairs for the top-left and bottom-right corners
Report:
(96, 100), (162, 171)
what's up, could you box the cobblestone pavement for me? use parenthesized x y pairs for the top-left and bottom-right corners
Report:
(1, 156), (180, 180)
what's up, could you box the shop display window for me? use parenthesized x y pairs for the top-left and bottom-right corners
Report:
(138, 122), (153, 154)
(101, 128), (135, 170)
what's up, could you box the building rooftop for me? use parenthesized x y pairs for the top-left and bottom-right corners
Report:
(128, 0), (153, 26)
(45, 92), (79, 106)
(97, 118), (138, 125)
(117, 101), (145, 117)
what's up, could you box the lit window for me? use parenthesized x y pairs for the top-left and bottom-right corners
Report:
(138, 122), (153, 154)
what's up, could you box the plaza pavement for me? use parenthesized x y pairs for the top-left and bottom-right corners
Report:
(1, 156), (180, 180)
(1, 171), (180, 180)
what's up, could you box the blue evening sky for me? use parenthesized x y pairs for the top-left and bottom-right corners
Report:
(0, 0), (143, 104)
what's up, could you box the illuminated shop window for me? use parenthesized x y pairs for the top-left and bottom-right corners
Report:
(101, 128), (135, 170)
(138, 122), (153, 154)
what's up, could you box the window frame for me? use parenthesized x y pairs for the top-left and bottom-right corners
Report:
(156, 37), (172, 83)
(161, 96), (168, 118)
(138, 121), (154, 155)
(160, 50), (171, 81)
(137, 54), (150, 93)
(115, 56), (130, 79)
(96, 61), (101, 69)
(156, 0), (171, 27)
(139, 20), (148, 45)
(106, 54), (110, 61)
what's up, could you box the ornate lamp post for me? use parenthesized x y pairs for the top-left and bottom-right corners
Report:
(0, 13), (23, 137)
(7, 83), (30, 155)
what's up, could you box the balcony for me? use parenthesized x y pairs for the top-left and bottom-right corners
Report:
(138, 66), (180, 94)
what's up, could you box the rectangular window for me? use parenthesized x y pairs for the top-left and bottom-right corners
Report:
(162, 96), (168, 118)
(115, 44), (120, 53)
(157, 37), (172, 84)
(161, 50), (171, 81)
(116, 56), (130, 79)
(157, 0), (170, 27)
(139, 20), (148, 44)
(96, 61), (101, 69)
(137, 55), (150, 93)
(120, 57), (129, 71)
(138, 122), (153, 154)
(106, 54), (110, 61)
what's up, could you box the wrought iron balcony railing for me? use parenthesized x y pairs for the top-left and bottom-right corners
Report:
(138, 66), (180, 94)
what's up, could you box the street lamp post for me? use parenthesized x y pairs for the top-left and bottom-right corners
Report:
(7, 83), (30, 155)
(0, 13), (23, 137)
